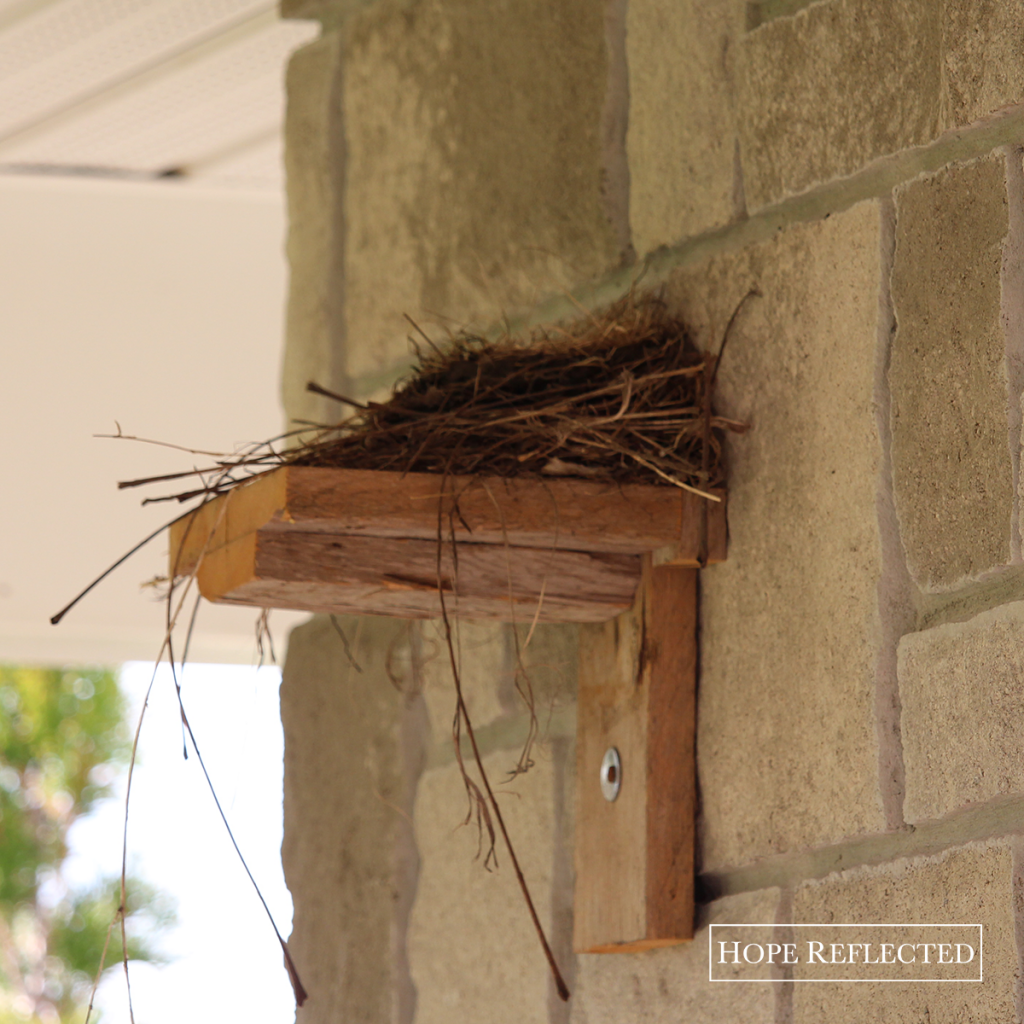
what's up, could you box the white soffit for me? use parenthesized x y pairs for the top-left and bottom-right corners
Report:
(0, 0), (318, 190)
(0, 176), (310, 667)
(188, 130), (284, 189)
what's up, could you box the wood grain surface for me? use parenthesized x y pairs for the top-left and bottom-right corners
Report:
(193, 529), (641, 623)
(169, 466), (726, 574)
(574, 561), (697, 951)
(168, 467), (704, 947)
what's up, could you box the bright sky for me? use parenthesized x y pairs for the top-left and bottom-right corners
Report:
(65, 659), (297, 1024)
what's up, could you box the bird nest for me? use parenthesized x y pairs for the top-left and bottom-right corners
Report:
(134, 296), (744, 507)
(51, 293), (749, 1011)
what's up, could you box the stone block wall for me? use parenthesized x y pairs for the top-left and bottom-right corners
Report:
(277, 1), (1024, 1021)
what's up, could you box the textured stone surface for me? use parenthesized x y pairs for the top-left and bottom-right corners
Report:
(626, 0), (743, 252)
(792, 841), (1017, 1021)
(735, 0), (1024, 211)
(666, 201), (887, 870)
(418, 619), (514, 737)
(570, 889), (780, 1024)
(418, 620), (579, 744)
(340, 0), (621, 390)
(513, 622), (579, 713)
(282, 615), (426, 1024)
(408, 740), (575, 1022)
(900, 602), (1024, 823)
(281, 35), (348, 429)
(279, 6), (1024, 1021)
(889, 156), (1012, 592)
(942, 0), (1024, 127)
(738, 0), (942, 209)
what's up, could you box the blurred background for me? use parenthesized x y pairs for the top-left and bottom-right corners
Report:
(0, 2), (318, 1020)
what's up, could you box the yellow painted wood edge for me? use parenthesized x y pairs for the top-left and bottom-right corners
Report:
(195, 533), (259, 603)
(168, 467), (289, 577)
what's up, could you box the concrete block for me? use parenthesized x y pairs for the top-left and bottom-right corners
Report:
(889, 156), (1012, 592)
(281, 35), (348, 430)
(281, 614), (427, 1024)
(792, 841), (1017, 1021)
(626, 0), (744, 252)
(418, 619), (514, 738)
(943, 0), (1024, 127)
(665, 201), (887, 870)
(340, 0), (622, 389)
(513, 622), (579, 713)
(570, 889), (780, 1024)
(408, 740), (575, 1021)
(737, 0), (942, 209)
(900, 602), (1024, 822)
(418, 620), (579, 747)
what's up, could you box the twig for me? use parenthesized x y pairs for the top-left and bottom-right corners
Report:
(329, 614), (364, 673)
(711, 288), (761, 392)
(82, 910), (118, 1024)
(95, 427), (230, 458)
(167, 660), (307, 1007)
(50, 518), (173, 624)
(306, 380), (368, 410)
(477, 479), (542, 778)
(435, 480), (570, 1002)
(403, 313), (446, 358)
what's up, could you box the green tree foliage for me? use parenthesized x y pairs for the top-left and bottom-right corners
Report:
(0, 666), (173, 1023)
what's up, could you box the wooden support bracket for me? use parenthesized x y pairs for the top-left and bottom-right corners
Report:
(574, 559), (697, 952)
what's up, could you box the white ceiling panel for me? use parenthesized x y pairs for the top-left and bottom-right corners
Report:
(0, 0), (279, 142)
(0, 175), (309, 666)
(190, 131), (284, 188)
(0, 19), (315, 177)
(0, 0), (317, 191)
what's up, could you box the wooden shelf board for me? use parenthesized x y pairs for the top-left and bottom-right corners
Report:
(198, 529), (640, 623)
(168, 466), (725, 623)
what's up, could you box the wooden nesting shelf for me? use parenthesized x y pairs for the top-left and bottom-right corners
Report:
(168, 465), (725, 623)
(170, 464), (726, 959)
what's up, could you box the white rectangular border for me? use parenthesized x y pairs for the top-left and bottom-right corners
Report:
(708, 923), (983, 983)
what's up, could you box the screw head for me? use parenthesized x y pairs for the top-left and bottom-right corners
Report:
(600, 747), (621, 802)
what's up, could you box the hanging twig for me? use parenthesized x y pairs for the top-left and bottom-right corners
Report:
(166, 655), (307, 1007)
(435, 477), (570, 1002)
(329, 614), (364, 673)
(50, 519), (174, 624)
